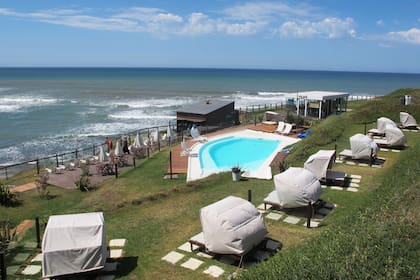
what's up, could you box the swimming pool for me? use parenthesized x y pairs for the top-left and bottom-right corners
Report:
(199, 136), (281, 172)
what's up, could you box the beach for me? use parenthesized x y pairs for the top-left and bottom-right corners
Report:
(1, 68), (420, 166)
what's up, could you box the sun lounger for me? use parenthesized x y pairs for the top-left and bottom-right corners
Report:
(191, 126), (207, 142)
(180, 141), (192, 156)
(323, 170), (347, 186)
(280, 123), (293, 135)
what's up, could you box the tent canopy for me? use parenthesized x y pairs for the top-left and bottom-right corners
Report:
(304, 150), (335, 180)
(200, 196), (267, 255)
(384, 125), (406, 146)
(400, 112), (417, 128)
(350, 133), (378, 159)
(274, 167), (322, 208)
(42, 212), (107, 278)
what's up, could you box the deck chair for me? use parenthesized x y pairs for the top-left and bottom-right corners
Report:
(274, 121), (285, 134)
(280, 123), (293, 135)
(191, 126), (207, 142)
(180, 140), (192, 156)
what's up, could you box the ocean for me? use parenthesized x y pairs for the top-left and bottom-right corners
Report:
(1, 67), (420, 166)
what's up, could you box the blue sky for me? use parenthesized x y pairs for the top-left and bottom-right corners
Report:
(1, 1), (420, 73)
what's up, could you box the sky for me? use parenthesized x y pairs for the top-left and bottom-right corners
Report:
(0, 0), (420, 73)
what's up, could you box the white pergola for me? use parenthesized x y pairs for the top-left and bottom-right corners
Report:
(286, 91), (349, 119)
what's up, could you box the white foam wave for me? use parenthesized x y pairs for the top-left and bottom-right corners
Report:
(0, 105), (21, 113)
(0, 87), (13, 93)
(0, 95), (60, 112)
(97, 97), (193, 109)
(258, 91), (289, 96)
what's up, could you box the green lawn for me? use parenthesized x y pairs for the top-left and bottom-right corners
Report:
(1, 88), (419, 279)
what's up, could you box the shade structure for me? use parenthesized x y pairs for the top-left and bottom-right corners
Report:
(98, 146), (108, 162)
(376, 117), (397, 133)
(383, 125), (406, 146)
(273, 167), (322, 208)
(42, 212), (107, 278)
(400, 112), (417, 128)
(350, 133), (378, 160)
(152, 128), (160, 143)
(133, 133), (143, 148)
(304, 150), (335, 180)
(113, 140), (123, 156)
(200, 196), (268, 255)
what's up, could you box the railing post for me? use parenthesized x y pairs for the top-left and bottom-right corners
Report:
(0, 250), (6, 280)
(133, 157), (136, 167)
(75, 149), (78, 159)
(36, 159), (40, 175)
(307, 201), (312, 228)
(55, 154), (59, 167)
(35, 217), (41, 248)
(248, 189), (252, 202)
(115, 164), (118, 178)
(169, 150), (173, 179)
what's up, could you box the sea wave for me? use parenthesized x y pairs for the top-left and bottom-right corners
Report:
(0, 87), (13, 93)
(97, 97), (194, 109)
(0, 95), (60, 112)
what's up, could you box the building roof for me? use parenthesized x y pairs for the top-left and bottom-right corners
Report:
(177, 99), (234, 115)
(285, 91), (349, 101)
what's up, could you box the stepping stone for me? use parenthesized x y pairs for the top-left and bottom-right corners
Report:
(283, 216), (300, 224)
(180, 258), (203, 271)
(31, 253), (42, 262)
(103, 262), (118, 272)
(350, 182), (359, 188)
(358, 163), (369, 167)
(109, 249), (123, 258)
(321, 185), (327, 189)
(265, 212), (282, 221)
(350, 174), (362, 179)
(317, 208), (331, 215)
(265, 239), (281, 251)
(109, 239), (127, 247)
(335, 159), (343, 164)
(391, 149), (400, 153)
(197, 252), (214, 259)
(203, 265), (224, 278)
(6, 265), (20, 275)
(21, 265), (42, 275)
(372, 164), (382, 168)
(24, 242), (38, 249)
(351, 178), (361, 184)
(257, 203), (271, 210)
(347, 187), (359, 192)
(178, 242), (199, 253)
(13, 253), (30, 263)
(303, 221), (319, 228)
(345, 161), (356, 165)
(380, 148), (390, 152)
(330, 186), (344, 191)
(162, 251), (184, 265)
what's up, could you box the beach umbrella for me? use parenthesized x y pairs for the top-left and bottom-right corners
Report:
(114, 140), (123, 157)
(98, 146), (108, 162)
(133, 133), (143, 148)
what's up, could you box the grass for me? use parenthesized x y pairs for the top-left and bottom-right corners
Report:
(1, 89), (420, 279)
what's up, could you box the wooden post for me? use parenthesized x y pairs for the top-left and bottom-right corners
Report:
(364, 122), (367, 135)
(35, 217), (41, 248)
(36, 159), (40, 175)
(169, 150), (173, 179)
(75, 149), (78, 159)
(92, 145), (95, 156)
(0, 250), (6, 280)
(115, 164), (118, 178)
(306, 202), (312, 228)
(248, 189), (252, 202)
(55, 154), (59, 167)
(133, 157), (136, 167)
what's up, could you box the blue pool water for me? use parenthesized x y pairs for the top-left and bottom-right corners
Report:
(199, 136), (281, 172)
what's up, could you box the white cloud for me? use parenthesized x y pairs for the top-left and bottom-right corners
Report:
(278, 17), (356, 39)
(387, 28), (420, 45)
(376, 19), (384, 26)
(0, 3), (357, 39)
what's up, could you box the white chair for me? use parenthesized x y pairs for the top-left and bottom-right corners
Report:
(191, 126), (207, 142)
(281, 123), (293, 135)
(180, 140), (192, 156)
(275, 121), (285, 134)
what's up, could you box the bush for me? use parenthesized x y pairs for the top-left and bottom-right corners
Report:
(0, 183), (19, 206)
(75, 174), (94, 192)
(35, 172), (50, 199)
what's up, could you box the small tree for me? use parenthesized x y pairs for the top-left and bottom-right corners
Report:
(35, 172), (50, 199)
(0, 183), (18, 206)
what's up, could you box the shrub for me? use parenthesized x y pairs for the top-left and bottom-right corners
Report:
(35, 172), (50, 199)
(75, 174), (95, 192)
(0, 183), (19, 206)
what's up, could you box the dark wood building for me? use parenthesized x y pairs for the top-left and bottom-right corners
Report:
(176, 100), (237, 132)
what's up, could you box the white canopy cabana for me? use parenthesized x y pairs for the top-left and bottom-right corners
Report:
(304, 150), (335, 180)
(374, 125), (406, 147)
(98, 146), (108, 162)
(113, 140), (123, 156)
(166, 125), (175, 140)
(350, 133), (379, 159)
(400, 112), (417, 128)
(369, 117), (397, 135)
(200, 196), (267, 255)
(132, 133), (143, 148)
(273, 167), (322, 208)
(42, 212), (107, 278)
